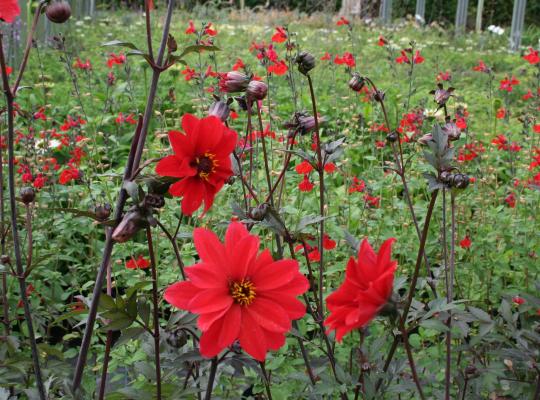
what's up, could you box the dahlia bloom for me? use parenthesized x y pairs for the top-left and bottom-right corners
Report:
(164, 222), (309, 361)
(155, 114), (237, 216)
(0, 0), (20, 23)
(324, 238), (397, 342)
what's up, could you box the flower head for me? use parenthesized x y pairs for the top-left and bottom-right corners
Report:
(155, 114), (237, 216)
(523, 48), (539, 65)
(126, 255), (150, 270)
(324, 238), (397, 341)
(0, 0), (20, 23)
(164, 222), (309, 361)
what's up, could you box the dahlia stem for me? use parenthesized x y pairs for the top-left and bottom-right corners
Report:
(400, 320), (426, 400)
(445, 192), (457, 400)
(259, 361), (273, 400)
(0, 35), (46, 400)
(72, 1), (175, 390)
(97, 331), (113, 400)
(353, 330), (366, 400)
(144, 0), (154, 62)
(204, 358), (219, 400)
(305, 74), (326, 315)
(146, 227), (162, 400)
(376, 189), (439, 393)
(255, 102), (273, 200)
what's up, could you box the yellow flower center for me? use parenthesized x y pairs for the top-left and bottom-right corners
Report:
(195, 152), (218, 181)
(230, 280), (256, 306)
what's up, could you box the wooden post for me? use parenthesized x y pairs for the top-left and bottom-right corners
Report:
(509, 0), (527, 51)
(415, 0), (426, 24)
(475, 0), (484, 32)
(455, 0), (469, 35)
(379, 0), (392, 25)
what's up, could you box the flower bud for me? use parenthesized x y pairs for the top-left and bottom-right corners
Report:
(246, 80), (268, 101)
(348, 73), (366, 92)
(386, 131), (398, 143)
(46, 2), (72, 24)
(219, 71), (250, 93)
(442, 121), (461, 141)
(112, 210), (146, 243)
(417, 133), (433, 145)
(0, 255), (10, 265)
(20, 187), (35, 204)
(452, 173), (470, 189)
(94, 203), (112, 221)
(208, 100), (230, 122)
(295, 51), (316, 75)
(248, 203), (269, 221)
(372, 89), (386, 102)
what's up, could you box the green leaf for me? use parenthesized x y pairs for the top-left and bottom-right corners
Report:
(98, 294), (117, 312)
(468, 306), (492, 323)
(102, 40), (140, 50)
(420, 319), (449, 332)
(176, 45), (220, 60)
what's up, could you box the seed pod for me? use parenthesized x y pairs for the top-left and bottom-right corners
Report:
(246, 80), (268, 101)
(20, 187), (35, 204)
(295, 51), (316, 75)
(94, 203), (112, 221)
(372, 89), (386, 102)
(348, 73), (366, 92)
(46, 2), (72, 24)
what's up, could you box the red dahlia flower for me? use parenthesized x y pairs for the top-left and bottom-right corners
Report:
(523, 47), (539, 65)
(155, 114), (237, 216)
(0, 0), (20, 23)
(324, 238), (397, 342)
(164, 222), (309, 361)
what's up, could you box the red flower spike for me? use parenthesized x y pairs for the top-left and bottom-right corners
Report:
(126, 255), (151, 270)
(324, 238), (397, 342)
(164, 222), (309, 361)
(155, 114), (237, 216)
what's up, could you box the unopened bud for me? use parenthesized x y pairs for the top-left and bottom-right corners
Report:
(348, 73), (366, 92)
(246, 80), (268, 101)
(111, 210), (146, 243)
(208, 100), (230, 122)
(143, 193), (165, 209)
(46, 2), (72, 24)
(296, 51), (316, 75)
(94, 203), (112, 221)
(20, 187), (35, 204)
(386, 131), (398, 143)
(219, 71), (250, 93)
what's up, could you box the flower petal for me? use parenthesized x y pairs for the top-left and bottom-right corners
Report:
(246, 298), (290, 332)
(188, 288), (232, 314)
(199, 317), (225, 358)
(193, 228), (227, 267)
(252, 259), (299, 291)
(218, 305), (241, 348)
(185, 263), (226, 289)
(239, 311), (267, 361)
(164, 281), (199, 310)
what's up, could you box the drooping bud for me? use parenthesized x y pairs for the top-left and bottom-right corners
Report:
(46, 2), (72, 24)
(248, 203), (269, 221)
(372, 89), (386, 102)
(208, 100), (231, 122)
(111, 209), (146, 243)
(20, 187), (35, 204)
(348, 73), (366, 92)
(246, 80), (268, 101)
(219, 71), (250, 93)
(442, 121), (461, 141)
(295, 51), (316, 75)
(94, 203), (112, 221)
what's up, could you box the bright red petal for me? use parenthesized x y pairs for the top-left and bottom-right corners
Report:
(239, 311), (267, 361)
(199, 317), (225, 358)
(193, 228), (227, 267)
(185, 263), (226, 289)
(187, 288), (232, 314)
(252, 259), (299, 291)
(218, 305), (241, 348)
(164, 281), (200, 310)
(247, 298), (291, 332)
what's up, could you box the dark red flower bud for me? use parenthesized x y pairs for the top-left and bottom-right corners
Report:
(20, 187), (35, 204)
(348, 73), (366, 92)
(111, 210), (146, 243)
(208, 100), (231, 122)
(143, 193), (165, 209)
(372, 89), (386, 102)
(46, 2), (72, 24)
(246, 80), (268, 101)
(442, 121), (461, 141)
(219, 71), (250, 93)
(386, 131), (398, 143)
(94, 203), (112, 221)
(295, 51), (316, 75)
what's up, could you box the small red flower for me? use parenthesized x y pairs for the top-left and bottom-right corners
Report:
(324, 238), (397, 341)
(496, 108), (506, 119)
(295, 160), (313, 174)
(459, 235), (471, 249)
(271, 26), (287, 43)
(185, 20), (196, 34)
(324, 162), (336, 173)
(59, 168), (80, 185)
(499, 76), (520, 92)
(349, 177), (365, 193)
(522, 90), (533, 100)
(298, 174), (314, 192)
(155, 114), (237, 216)
(512, 296), (525, 305)
(334, 52), (355, 68)
(0, 0), (21, 23)
(377, 36), (388, 47)
(320, 52), (331, 61)
(323, 234), (336, 250)
(267, 60), (288, 75)
(472, 60), (489, 73)
(505, 193), (516, 208)
(336, 16), (350, 26)
(106, 53), (126, 69)
(164, 222), (309, 361)
(204, 23), (217, 36)
(126, 255), (151, 270)
(523, 47), (539, 65)
(232, 58), (245, 71)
